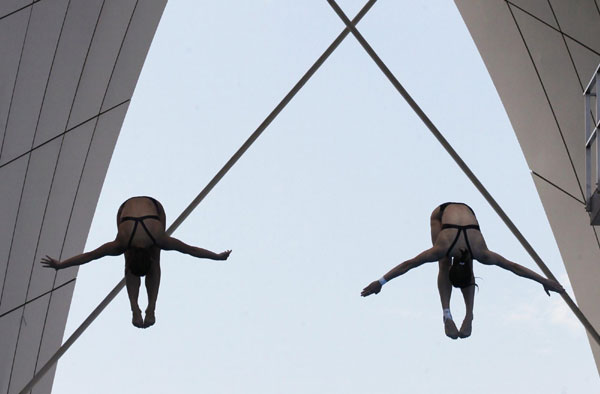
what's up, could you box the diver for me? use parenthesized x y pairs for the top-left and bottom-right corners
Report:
(361, 202), (564, 339)
(41, 196), (231, 328)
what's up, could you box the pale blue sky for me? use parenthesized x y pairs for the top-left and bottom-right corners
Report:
(54, 1), (598, 393)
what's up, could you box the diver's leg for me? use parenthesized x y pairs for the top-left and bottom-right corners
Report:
(459, 284), (475, 338)
(431, 207), (458, 339)
(125, 269), (144, 328)
(143, 252), (161, 328)
(437, 258), (452, 311)
(438, 258), (458, 339)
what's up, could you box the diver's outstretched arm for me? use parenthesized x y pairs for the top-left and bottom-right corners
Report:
(41, 240), (125, 270)
(361, 246), (445, 297)
(478, 250), (564, 295)
(159, 236), (231, 260)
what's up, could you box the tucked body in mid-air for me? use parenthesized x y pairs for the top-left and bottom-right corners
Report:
(42, 196), (231, 328)
(361, 202), (564, 339)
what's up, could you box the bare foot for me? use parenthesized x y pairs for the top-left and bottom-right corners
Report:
(143, 310), (156, 328)
(459, 316), (472, 338)
(444, 318), (459, 339)
(132, 310), (144, 328)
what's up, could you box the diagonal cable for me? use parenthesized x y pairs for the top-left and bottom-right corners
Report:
(325, 0), (600, 346)
(19, 2), (377, 393)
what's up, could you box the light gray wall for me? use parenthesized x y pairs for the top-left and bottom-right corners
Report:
(0, 1), (166, 392)
(455, 0), (600, 374)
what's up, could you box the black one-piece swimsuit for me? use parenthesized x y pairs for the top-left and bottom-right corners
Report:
(119, 196), (161, 276)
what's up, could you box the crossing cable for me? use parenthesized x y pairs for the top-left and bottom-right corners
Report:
(326, 0), (600, 346)
(19, 2), (377, 393)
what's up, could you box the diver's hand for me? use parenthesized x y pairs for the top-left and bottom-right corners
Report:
(41, 256), (62, 270)
(216, 250), (231, 261)
(361, 281), (382, 297)
(543, 279), (564, 296)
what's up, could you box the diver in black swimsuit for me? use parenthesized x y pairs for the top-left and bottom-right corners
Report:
(360, 202), (564, 339)
(41, 196), (231, 328)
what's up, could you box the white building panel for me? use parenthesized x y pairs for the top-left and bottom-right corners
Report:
(55, 102), (130, 287)
(67, 0), (137, 129)
(549, 0), (600, 53)
(33, 282), (76, 394)
(0, 139), (62, 316)
(7, 294), (51, 394)
(102, 0), (167, 111)
(27, 121), (96, 301)
(508, 0), (558, 28)
(32, 0), (105, 147)
(564, 37), (600, 88)
(533, 174), (600, 349)
(0, 157), (27, 295)
(0, 0), (68, 166)
(0, 312), (20, 394)
(0, 1), (166, 392)
(512, 7), (587, 192)
(0, 10), (29, 152)
(0, 1), (30, 19)
(456, 0), (600, 374)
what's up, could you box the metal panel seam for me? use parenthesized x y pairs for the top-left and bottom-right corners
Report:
(506, 0), (600, 56)
(6, 1), (107, 391)
(506, 1), (586, 201)
(0, 3), (35, 302)
(0, 3), (34, 159)
(0, 100), (130, 171)
(31, 0), (140, 381)
(0, 0), (40, 22)
(0, 279), (75, 320)
(545, 1), (584, 91)
(532, 171), (585, 205)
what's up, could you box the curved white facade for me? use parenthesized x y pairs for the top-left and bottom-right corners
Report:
(455, 0), (600, 374)
(0, 1), (166, 392)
